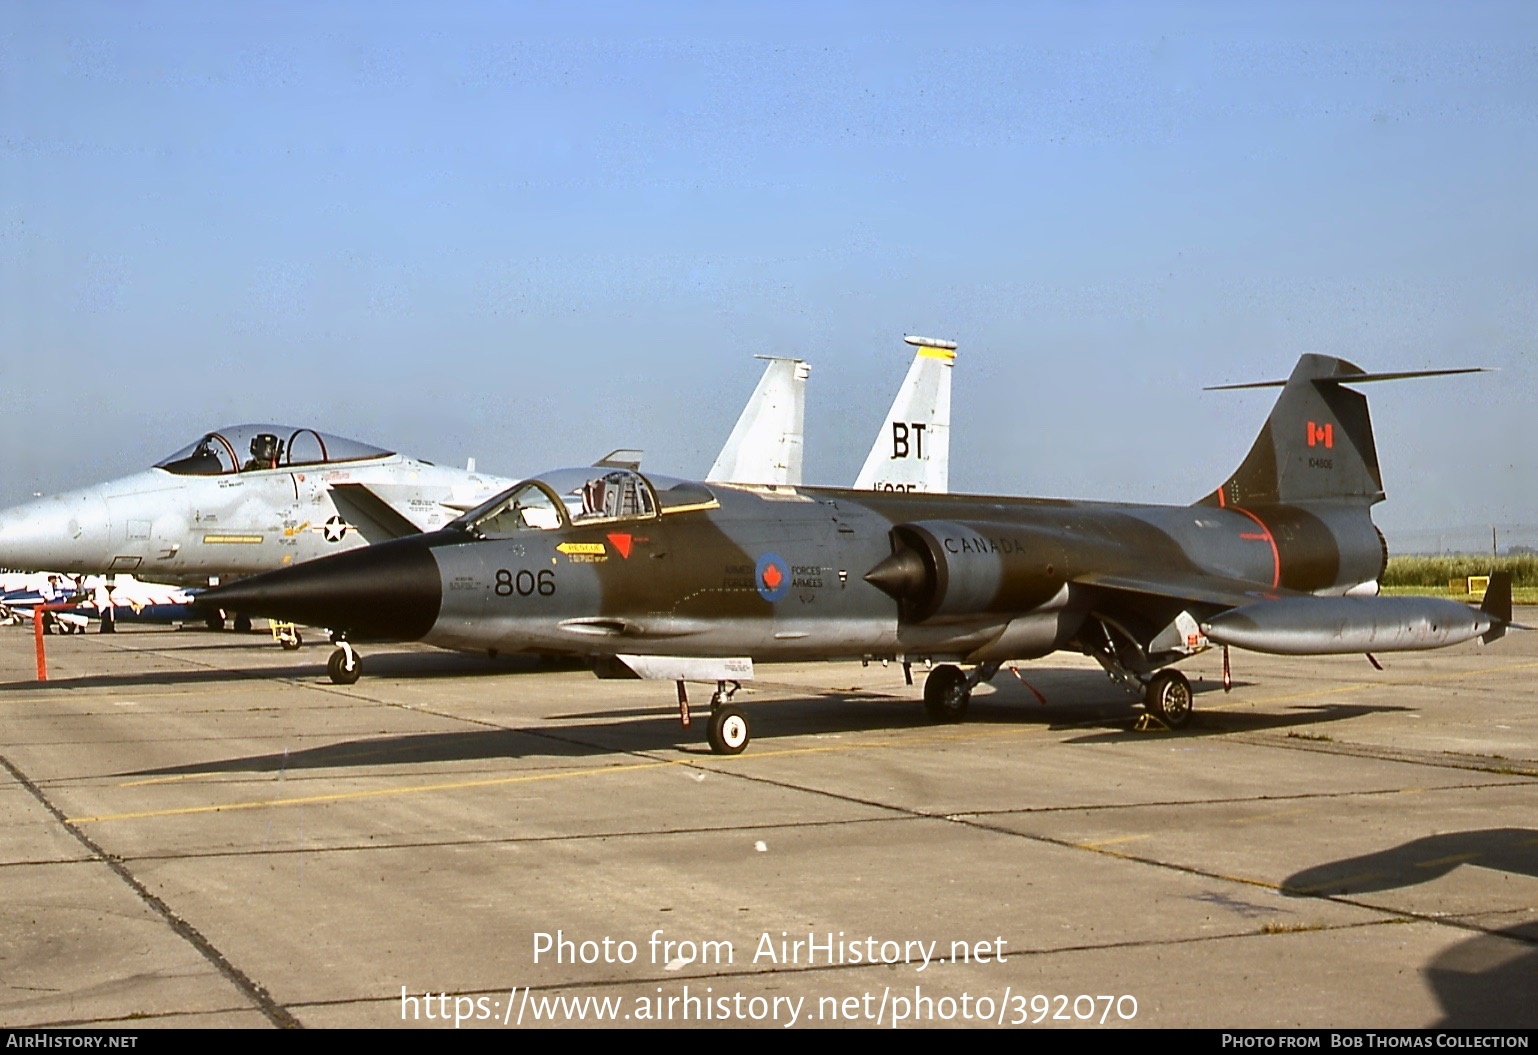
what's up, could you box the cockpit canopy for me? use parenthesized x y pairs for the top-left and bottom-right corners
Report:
(155, 426), (393, 476)
(452, 467), (717, 538)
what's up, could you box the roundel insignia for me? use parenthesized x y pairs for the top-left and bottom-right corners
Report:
(755, 552), (790, 602)
(322, 515), (349, 543)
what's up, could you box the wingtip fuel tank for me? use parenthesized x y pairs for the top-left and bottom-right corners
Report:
(1201, 593), (1497, 655)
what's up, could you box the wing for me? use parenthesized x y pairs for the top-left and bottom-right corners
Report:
(328, 483), (428, 543)
(1074, 570), (1297, 610)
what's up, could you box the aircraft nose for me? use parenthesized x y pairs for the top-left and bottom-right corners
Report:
(0, 489), (113, 573)
(195, 535), (443, 640)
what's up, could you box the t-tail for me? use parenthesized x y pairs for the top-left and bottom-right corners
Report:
(854, 335), (956, 493)
(1199, 354), (1482, 510)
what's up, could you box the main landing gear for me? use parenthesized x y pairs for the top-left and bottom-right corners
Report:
(327, 640), (362, 685)
(1081, 622), (1197, 730)
(1142, 669), (1193, 728)
(1101, 661), (1195, 730)
(921, 662), (1002, 723)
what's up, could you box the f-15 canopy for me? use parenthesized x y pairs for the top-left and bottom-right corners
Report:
(155, 425), (394, 476)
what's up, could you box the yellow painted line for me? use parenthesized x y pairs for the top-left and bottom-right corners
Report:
(1078, 834), (1150, 849)
(1229, 806), (1316, 825)
(1285, 871), (1385, 894)
(59, 654), (1538, 825)
(120, 773), (223, 788)
(118, 740), (438, 787)
(1414, 853), (1478, 870)
(201, 534), (264, 544)
(1230, 659), (1538, 709)
(0, 687), (244, 705)
(72, 724), (1044, 825)
(71, 758), (685, 824)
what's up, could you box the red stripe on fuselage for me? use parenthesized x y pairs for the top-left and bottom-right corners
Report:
(1232, 507), (1281, 589)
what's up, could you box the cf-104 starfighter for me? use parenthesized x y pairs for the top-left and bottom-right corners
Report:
(199, 355), (1514, 754)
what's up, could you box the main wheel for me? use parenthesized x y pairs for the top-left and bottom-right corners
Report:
(280, 632), (303, 651)
(923, 664), (971, 723)
(233, 614), (253, 633)
(204, 612), (225, 631)
(707, 707), (750, 755)
(327, 647), (362, 685)
(1144, 670), (1193, 729)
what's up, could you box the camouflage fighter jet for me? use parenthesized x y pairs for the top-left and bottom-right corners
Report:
(0, 343), (950, 641)
(198, 354), (1514, 754)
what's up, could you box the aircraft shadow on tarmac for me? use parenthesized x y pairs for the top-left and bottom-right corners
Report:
(0, 649), (562, 692)
(1280, 831), (1538, 1028)
(1281, 828), (1538, 898)
(115, 664), (1401, 780)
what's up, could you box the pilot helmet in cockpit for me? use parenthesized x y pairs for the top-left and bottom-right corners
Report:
(247, 433), (281, 470)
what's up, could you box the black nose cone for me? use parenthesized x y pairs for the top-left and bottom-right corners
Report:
(195, 536), (442, 641)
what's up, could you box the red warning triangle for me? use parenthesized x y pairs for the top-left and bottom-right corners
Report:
(607, 532), (633, 559)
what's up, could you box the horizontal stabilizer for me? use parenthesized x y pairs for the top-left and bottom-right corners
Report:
(1199, 356), (1485, 510)
(1206, 366), (1484, 391)
(328, 483), (426, 543)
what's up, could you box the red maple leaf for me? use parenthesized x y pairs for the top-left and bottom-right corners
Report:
(761, 563), (783, 590)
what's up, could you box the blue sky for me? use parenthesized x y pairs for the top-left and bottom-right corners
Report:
(4, 1), (1535, 552)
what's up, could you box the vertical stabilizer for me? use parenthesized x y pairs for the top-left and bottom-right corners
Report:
(1480, 571), (1513, 643)
(1200, 354), (1388, 509)
(706, 357), (809, 487)
(854, 335), (956, 493)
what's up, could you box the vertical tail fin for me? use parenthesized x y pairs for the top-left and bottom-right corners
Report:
(854, 335), (955, 493)
(1199, 356), (1481, 509)
(1480, 571), (1512, 643)
(706, 356), (810, 487)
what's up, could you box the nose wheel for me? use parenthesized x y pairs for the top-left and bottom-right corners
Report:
(327, 643), (362, 685)
(702, 680), (749, 755)
(707, 707), (750, 755)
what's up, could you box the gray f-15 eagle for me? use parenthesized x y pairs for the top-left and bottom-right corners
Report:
(0, 425), (514, 605)
(198, 353), (1513, 754)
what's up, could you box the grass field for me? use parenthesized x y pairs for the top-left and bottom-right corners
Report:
(1381, 554), (1538, 604)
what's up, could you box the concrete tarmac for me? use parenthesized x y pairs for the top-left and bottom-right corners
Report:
(1, 616), (1535, 1029)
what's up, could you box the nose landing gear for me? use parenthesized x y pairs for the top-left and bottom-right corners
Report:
(327, 640), (361, 684)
